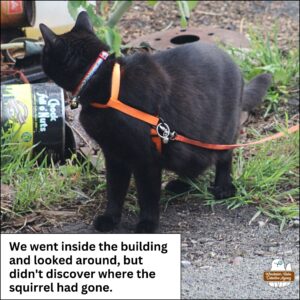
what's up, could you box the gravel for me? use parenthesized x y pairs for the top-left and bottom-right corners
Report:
(182, 256), (299, 299)
(46, 201), (300, 300)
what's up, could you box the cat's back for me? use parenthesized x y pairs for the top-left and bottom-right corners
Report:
(153, 41), (240, 80)
(153, 41), (232, 63)
(148, 41), (243, 111)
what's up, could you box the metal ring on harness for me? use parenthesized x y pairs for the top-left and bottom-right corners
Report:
(156, 120), (176, 144)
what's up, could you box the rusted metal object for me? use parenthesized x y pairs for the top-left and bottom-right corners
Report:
(1, 0), (35, 28)
(128, 27), (250, 50)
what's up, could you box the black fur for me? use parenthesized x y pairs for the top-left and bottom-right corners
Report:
(40, 12), (272, 233)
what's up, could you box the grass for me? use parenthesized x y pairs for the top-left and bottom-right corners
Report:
(188, 126), (299, 231)
(1, 128), (104, 216)
(226, 26), (299, 117)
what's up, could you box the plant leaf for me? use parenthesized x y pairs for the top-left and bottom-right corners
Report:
(112, 30), (122, 57)
(104, 27), (114, 50)
(86, 5), (104, 27)
(147, 0), (158, 6)
(187, 0), (198, 10)
(280, 217), (286, 233)
(181, 1), (190, 19)
(177, 1), (188, 28)
(180, 16), (188, 28)
(103, 27), (122, 57)
(67, 0), (81, 20)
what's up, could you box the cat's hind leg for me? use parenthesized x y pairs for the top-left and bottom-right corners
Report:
(212, 151), (236, 199)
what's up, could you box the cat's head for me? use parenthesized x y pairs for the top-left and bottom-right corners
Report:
(39, 11), (109, 92)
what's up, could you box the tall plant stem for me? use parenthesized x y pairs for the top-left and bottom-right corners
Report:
(106, 1), (133, 28)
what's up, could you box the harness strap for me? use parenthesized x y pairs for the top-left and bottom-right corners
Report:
(150, 128), (162, 153)
(174, 125), (299, 150)
(90, 63), (299, 153)
(91, 63), (162, 152)
(92, 99), (159, 126)
(91, 64), (160, 126)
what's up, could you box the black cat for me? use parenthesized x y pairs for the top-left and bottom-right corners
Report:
(40, 12), (271, 233)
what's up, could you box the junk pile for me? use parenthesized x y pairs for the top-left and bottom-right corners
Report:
(1, 0), (75, 163)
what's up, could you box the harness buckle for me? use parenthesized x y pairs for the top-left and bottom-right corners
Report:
(156, 119), (176, 144)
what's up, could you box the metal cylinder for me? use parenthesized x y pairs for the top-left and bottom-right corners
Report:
(1, 1), (36, 28)
(1, 83), (75, 162)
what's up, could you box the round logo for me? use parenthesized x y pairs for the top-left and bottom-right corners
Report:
(21, 132), (32, 142)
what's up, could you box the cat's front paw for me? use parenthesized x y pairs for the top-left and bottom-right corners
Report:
(212, 184), (236, 199)
(165, 179), (191, 194)
(93, 215), (118, 232)
(135, 220), (158, 233)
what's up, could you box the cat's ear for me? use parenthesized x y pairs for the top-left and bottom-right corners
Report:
(39, 24), (57, 46)
(73, 11), (94, 33)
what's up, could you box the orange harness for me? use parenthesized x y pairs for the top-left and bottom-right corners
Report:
(90, 63), (299, 153)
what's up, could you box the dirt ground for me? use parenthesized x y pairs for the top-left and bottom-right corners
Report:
(46, 199), (300, 299)
(2, 1), (299, 299)
(120, 0), (299, 49)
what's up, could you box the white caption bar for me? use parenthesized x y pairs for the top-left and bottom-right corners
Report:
(1, 234), (180, 299)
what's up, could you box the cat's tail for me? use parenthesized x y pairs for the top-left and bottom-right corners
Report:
(242, 73), (272, 111)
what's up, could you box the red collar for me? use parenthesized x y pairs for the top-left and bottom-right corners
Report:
(72, 50), (109, 98)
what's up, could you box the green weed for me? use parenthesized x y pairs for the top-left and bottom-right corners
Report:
(226, 27), (299, 116)
(191, 128), (299, 230)
(1, 129), (103, 215)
